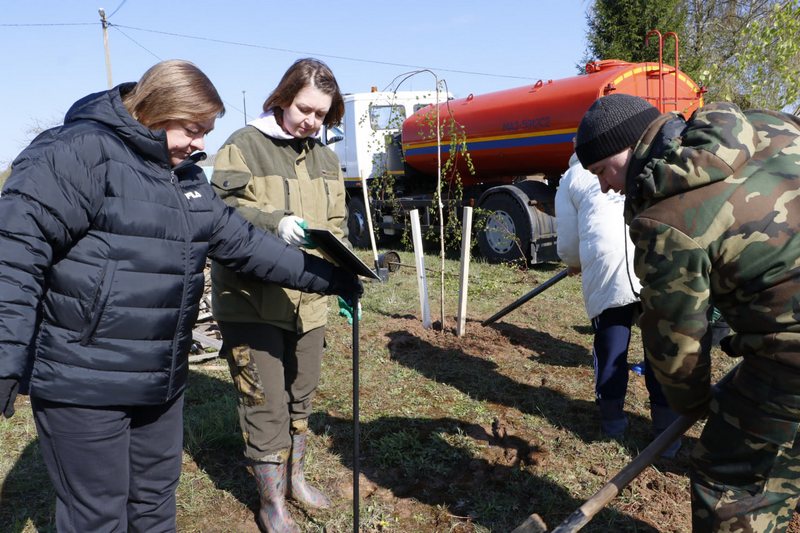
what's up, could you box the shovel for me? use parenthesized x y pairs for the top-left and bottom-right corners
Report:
(482, 268), (569, 326)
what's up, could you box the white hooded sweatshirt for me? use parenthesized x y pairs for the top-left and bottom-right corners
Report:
(555, 154), (641, 320)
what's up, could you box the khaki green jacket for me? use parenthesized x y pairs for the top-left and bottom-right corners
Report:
(210, 125), (348, 332)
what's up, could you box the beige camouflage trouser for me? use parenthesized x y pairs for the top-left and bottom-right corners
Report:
(690, 360), (800, 532)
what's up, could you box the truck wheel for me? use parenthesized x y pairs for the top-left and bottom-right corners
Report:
(477, 193), (532, 263)
(347, 197), (372, 248)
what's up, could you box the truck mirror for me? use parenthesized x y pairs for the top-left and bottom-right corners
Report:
(324, 125), (344, 145)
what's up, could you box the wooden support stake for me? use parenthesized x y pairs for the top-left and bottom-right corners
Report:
(456, 207), (473, 337)
(361, 176), (379, 267)
(410, 210), (431, 328)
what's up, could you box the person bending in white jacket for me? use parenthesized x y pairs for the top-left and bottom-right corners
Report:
(555, 153), (679, 455)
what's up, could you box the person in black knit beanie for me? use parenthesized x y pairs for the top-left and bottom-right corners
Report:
(575, 93), (661, 169)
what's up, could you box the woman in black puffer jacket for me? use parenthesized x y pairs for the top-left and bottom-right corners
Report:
(0, 59), (360, 533)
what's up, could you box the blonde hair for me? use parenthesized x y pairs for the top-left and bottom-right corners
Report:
(123, 59), (225, 128)
(262, 58), (344, 127)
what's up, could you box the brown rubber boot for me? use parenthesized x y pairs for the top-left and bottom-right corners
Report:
(287, 420), (331, 510)
(252, 454), (300, 533)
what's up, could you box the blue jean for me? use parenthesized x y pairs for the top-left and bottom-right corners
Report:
(32, 394), (184, 533)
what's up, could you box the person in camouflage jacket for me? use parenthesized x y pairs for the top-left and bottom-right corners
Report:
(575, 93), (800, 531)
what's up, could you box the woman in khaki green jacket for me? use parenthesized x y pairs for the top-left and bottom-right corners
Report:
(211, 58), (350, 533)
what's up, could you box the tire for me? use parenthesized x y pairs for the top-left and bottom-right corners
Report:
(347, 196), (373, 249)
(477, 193), (532, 263)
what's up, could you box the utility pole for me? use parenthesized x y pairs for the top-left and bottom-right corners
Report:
(242, 91), (247, 125)
(99, 8), (113, 89)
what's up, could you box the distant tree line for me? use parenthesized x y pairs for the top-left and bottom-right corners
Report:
(582, 0), (800, 113)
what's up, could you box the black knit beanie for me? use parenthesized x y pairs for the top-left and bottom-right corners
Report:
(575, 94), (660, 168)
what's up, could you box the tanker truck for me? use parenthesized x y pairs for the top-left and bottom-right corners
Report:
(331, 57), (704, 263)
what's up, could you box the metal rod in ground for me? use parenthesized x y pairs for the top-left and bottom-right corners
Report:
(361, 175), (379, 267)
(352, 294), (360, 532)
(481, 268), (569, 326)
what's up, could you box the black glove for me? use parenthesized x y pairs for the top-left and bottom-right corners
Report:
(0, 378), (20, 418)
(300, 254), (364, 297)
(328, 266), (364, 299)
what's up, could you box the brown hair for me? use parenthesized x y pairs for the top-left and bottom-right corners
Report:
(122, 59), (225, 129)
(262, 58), (344, 127)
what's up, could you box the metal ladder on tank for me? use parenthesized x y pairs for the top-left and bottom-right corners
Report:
(645, 29), (701, 114)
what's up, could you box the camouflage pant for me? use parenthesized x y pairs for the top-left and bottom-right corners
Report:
(690, 360), (800, 532)
(219, 321), (326, 462)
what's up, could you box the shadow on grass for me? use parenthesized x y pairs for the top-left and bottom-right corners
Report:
(572, 324), (594, 336)
(0, 439), (55, 533)
(182, 370), (661, 531)
(384, 329), (661, 446)
(0, 365), (685, 532)
(182, 369), (260, 519)
(319, 413), (659, 532)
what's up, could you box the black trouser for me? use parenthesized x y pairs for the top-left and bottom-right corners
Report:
(31, 394), (184, 533)
(592, 303), (667, 406)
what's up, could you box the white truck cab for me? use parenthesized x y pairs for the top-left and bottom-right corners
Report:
(323, 89), (452, 186)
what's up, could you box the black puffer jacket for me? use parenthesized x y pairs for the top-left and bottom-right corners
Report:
(0, 83), (342, 406)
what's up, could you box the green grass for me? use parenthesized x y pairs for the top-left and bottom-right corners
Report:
(0, 249), (739, 532)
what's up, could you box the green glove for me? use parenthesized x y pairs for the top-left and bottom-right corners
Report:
(337, 296), (362, 325)
(295, 219), (317, 249)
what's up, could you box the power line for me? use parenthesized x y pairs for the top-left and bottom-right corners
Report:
(1, 19), (537, 82)
(113, 25), (161, 61)
(107, 0), (128, 19)
(0, 22), (95, 27)
(110, 23), (536, 81)
(109, 25), (246, 118)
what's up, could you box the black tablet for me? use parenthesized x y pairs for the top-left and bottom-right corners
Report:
(305, 228), (381, 280)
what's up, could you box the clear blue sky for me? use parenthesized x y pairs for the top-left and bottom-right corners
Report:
(1, 1), (591, 167)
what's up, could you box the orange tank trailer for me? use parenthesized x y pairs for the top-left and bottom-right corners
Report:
(401, 59), (704, 185)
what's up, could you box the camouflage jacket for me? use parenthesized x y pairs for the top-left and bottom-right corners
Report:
(211, 125), (348, 333)
(624, 102), (800, 413)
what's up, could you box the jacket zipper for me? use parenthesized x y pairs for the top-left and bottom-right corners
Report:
(167, 167), (194, 399)
(79, 260), (117, 345)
